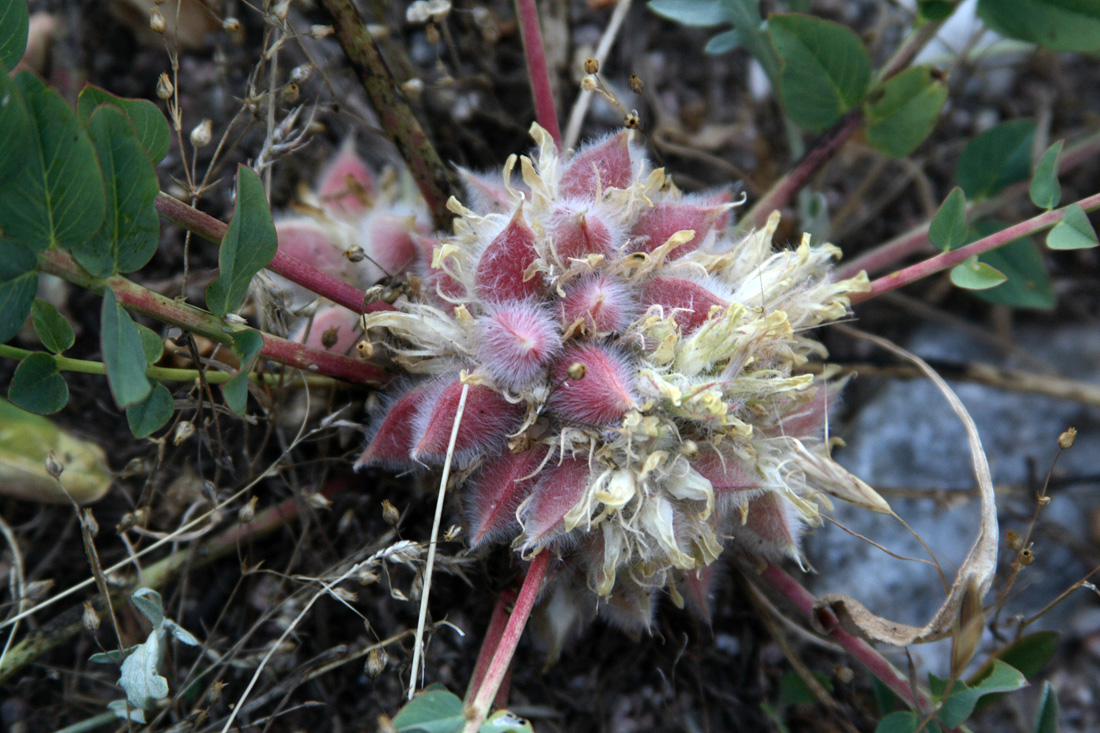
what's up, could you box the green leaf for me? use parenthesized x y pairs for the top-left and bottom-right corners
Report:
(1030, 141), (1063, 209)
(978, 0), (1100, 52)
(221, 330), (263, 415)
(1046, 203), (1099, 250)
(956, 119), (1035, 199)
(136, 324), (163, 364)
(76, 85), (171, 164)
(950, 255), (1007, 290)
(970, 631), (1060, 713)
(392, 687), (465, 733)
(769, 13), (871, 132)
(705, 29), (741, 54)
(205, 166), (277, 318)
(1032, 681), (1059, 733)
(938, 660), (1028, 728)
(73, 104), (160, 277)
(974, 239), (1055, 310)
(778, 671), (832, 707)
(0, 0), (28, 71)
(8, 352), (68, 415)
(929, 187), (968, 251)
(0, 241), (38, 344)
(875, 711), (921, 733)
(648, 0), (733, 27)
(101, 290), (153, 409)
(919, 0), (958, 22)
(0, 72), (105, 253)
(31, 298), (74, 354)
(864, 66), (948, 157)
(126, 383), (173, 439)
(0, 48), (31, 181)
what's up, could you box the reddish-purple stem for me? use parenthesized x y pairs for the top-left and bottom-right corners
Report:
(741, 112), (863, 230)
(154, 192), (389, 315)
(760, 563), (929, 711)
(852, 191), (1100, 304)
(463, 552), (550, 731)
(38, 248), (386, 384)
(465, 589), (517, 705)
(515, 0), (561, 148)
(838, 130), (1100, 280)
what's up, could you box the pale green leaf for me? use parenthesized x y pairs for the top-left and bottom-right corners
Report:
(100, 290), (153, 409)
(1030, 141), (1063, 210)
(648, 0), (733, 27)
(0, 0), (28, 71)
(31, 298), (74, 354)
(1046, 203), (1098, 250)
(864, 66), (948, 157)
(769, 13), (871, 132)
(705, 29), (740, 54)
(938, 660), (1028, 727)
(978, 0), (1100, 52)
(0, 72), (105, 253)
(392, 687), (465, 733)
(136, 324), (163, 364)
(72, 105), (160, 277)
(222, 330), (263, 415)
(77, 85), (171, 163)
(956, 119), (1035, 199)
(126, 383), (173, 439)
(929, 187), (968, 252)
(0, 242), (38, 344)
(950, 256), (1007, 290)
(205, 166), (277, 317)
(875, 711), (921, 733)
(8, 352), (67, 415)
(1033, 681), (1059, 733)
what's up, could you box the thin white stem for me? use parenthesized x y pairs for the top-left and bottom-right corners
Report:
(407, 382), (470, 699)
(562, 0), (632, 151)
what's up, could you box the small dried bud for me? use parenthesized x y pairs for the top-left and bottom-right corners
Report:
(380, 286), (401, 305)
(222, 17), (241, 33)
(357, 569), (380, 586)
(624, 110), (640, 129)
(25, 579), (55, 601)
(1006, 529), (1022, 551)
(306, 492), (332, 510)
(366, 647), (388, 679)
(402, 78), (425, 100)
(390, 586), (408, 602)
(834, 666), (854, 685)
(282, 82), (300, 104)
(82, 508), (99, 538)
(1019, 547), (1034, 566)
(309, 24), (334, 39)
(45, 451), (64, 479)
(239, 496), (258, 524)
(150, 8), (167, 34)
(345, 245), (366, 263)
(443, 525), (462, 542)
(156, 72), (174, 100)
(290, 65), (312, 85)
(1058, 427), (1077, 450)
(567, 362), (586, 380)
(173, 420), (195, 446)
(356, 340), (374, 360)
(272, 0), (290, 22)
(581, 75), (599, 92)
(629, 73), (645, 94)
(1038, 495), (1051, 506)
(83, 600), (101, 632)
(381, 499), (400, 525)
(208, 680), (225, 704)
(425, 23), (440, 45)
(332, 587), (358, 603)
(679, 440), (699, 459)
(224, 313), (247, 325)
(584, 57), (600, 75)
(190, 119), (213, 149)
(321, 327), (340, 350)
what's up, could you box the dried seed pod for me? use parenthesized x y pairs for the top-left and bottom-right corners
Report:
(584, 57), (600, 74)
(156, 72), (173, 100)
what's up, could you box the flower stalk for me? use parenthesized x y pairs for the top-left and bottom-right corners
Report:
(515, 0), (561, 148)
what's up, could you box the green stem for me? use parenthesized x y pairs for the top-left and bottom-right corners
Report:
(852, 191), (1100, 303)
(319, 0), (459, 230)
(37, 249), (385, 384)
(0, 345), (338, 388)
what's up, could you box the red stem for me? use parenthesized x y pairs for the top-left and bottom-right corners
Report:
(741, 112), (863, 230)
(852, 191), (1100, 304)
(759, 563), (929, 711)
(837, 130), (1100, 280)
(463, 552), (550, 731)
(515, 0), (561, 147)
(38, 249), (386, 384)
(465, 589), (517, 705)
(154, 192), (391, 316)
